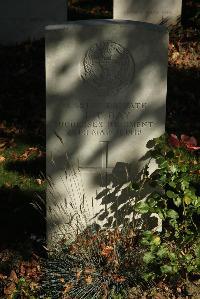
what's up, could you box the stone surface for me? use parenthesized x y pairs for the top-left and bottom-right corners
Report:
(0, 0), (67, 44)
(114, 0), (182, 26)
(46, 20), (168, 245)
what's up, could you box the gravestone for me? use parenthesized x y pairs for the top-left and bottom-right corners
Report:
(114, 0), (182, 26)
(0, 0), (67, 44)
(46, 20), (168, 245)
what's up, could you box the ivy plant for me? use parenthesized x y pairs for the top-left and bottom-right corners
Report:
(134, 133), (200, 281)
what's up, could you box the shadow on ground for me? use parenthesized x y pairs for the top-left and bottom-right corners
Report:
(0, 186), (45, 247)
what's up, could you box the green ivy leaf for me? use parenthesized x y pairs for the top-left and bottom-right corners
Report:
(169, 164), (177, 173)
(185, 254), (193, 261)
(151, 236), (161, 246)
(172, 265), (179, 273)
(158, 211), (165, 220)
(168, 252), (177, 261)
(166, 190), (176, 199)
(142, 272), (155, 281)
(187, 265), (195, 272)
(195, 247), (200, 258)
(147, 197), (157, 207)
(143, 252), (155, 264)
(143, 230), (153, 238)
(157, 246), (168, 258)
(169, 181), (176, 188)
(135, 201), (149, 214)
(184, 195), (192, 205)
(160, 161), (168, 169)
(173, 196), (182, 207)
(156, 157), (166, 165)
(161, 265), (174, 274)
(181, 180), (189, 191)
(167, 209), (179, 219)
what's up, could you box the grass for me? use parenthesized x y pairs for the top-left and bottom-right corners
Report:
(0, 125), (46, 246)
(0, 143), (44, 192)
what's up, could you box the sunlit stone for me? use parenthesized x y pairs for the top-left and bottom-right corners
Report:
(114, 0), (182, 26)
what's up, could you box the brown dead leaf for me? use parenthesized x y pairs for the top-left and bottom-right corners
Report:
(76, 270), (82, 280)
(85, 275), (93, 285)
(84, 267), (95, 274)
(60, 277), (65, 284)
(0, 138), (15, 151)
(101, 246), (113, 257)
(4, 271), (18, 295)
(4, 282), (16, 296)
(0, 273), (7, 280)
(0, 249), (13, 262)
(19, 257), (42, 281)
(4, 182), (12, 188)
(9, 270), (18, 283)
(29, 281), (39, 291)
(0, 139), (8, 151)
(35, 178), (43, 185)
(172, 51), (180, 61)
(19, 147), (44, 161)
(63, 282), (73, 294)
(169, 43), (175, 50)
(0, 155), (6, 163)
(113, 275), (126, 283)
(20, 262), (26, 276)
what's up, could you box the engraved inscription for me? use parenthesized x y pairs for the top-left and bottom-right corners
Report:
(81, 41), (135, 95)
(58, 101), (154, 137)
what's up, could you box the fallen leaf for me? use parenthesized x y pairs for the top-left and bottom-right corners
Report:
(101, 246), (113, 257)
(19, 147), (40, 160)
(0, 155), (6, 163)
(4, 282), (16, 295)
(84, 267), (95, 274)
(112, 274), (126, 283)
(0, 273), (7, 280)
(60, 277), (65, 284)
(76, 270), (82, 280)
(85, 275), (93, 284)
(4, 182), (11, 188)
(36, 178), (42, 185)
(0, 138), (15, 151)
(63, 282), (73, 294)
(172, 51), (180, 61)
(29, 281), (39, 291)
(9, 270), (18, 283)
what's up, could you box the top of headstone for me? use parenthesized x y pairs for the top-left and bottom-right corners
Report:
(46, 19), (167, 33)
(113, 0), (182, 27)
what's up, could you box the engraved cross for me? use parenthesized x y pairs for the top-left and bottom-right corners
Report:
(78, 141), (113, 212)
(78, 141), (113, 176)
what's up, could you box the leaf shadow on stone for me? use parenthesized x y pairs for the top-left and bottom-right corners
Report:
(93, 156), (160, 230)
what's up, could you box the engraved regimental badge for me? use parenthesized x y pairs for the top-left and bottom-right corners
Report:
(81, 40), (135, 95)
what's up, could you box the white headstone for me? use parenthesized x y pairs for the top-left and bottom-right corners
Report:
(0, 0), (67, 44)
(114, 0), (182, 26)
(46, 20), (168, 245)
